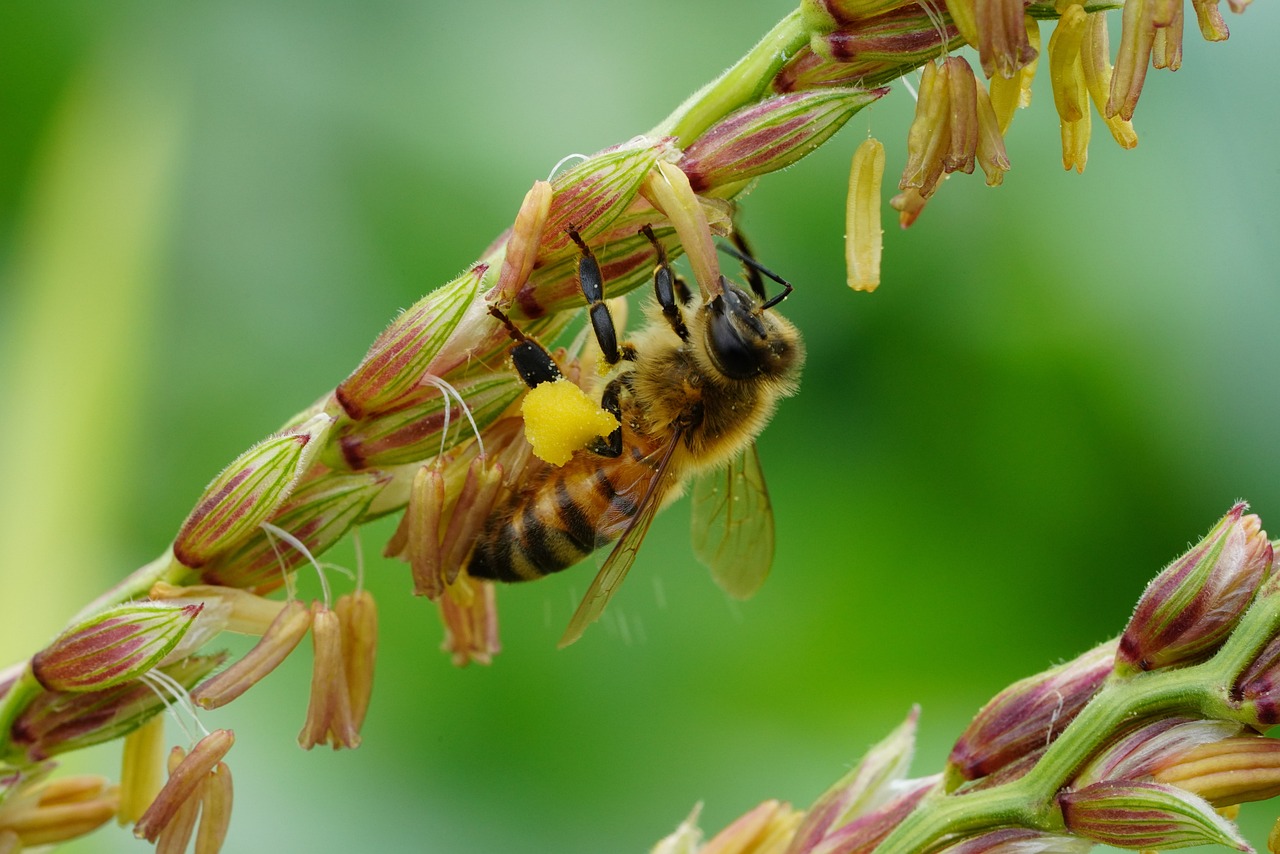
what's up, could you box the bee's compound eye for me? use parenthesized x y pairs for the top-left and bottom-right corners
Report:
(706, 293), (763, 380)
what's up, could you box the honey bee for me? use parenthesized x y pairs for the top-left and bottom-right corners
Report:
(470, 225), (804, 646)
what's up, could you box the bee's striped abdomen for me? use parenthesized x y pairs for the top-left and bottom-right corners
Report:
(467, 465), (634, 582)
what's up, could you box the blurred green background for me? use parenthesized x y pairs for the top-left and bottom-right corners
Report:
(1, 1), (1277, 852)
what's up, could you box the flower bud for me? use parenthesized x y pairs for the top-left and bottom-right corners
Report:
(814, 6), (963, 83)
(802, 0), (924, 26)
(335, 265), (487, 419)
(1233, 634), (1280, 725)
(900, 60), (950, 198)
(973, 84), (1010, 186)
(1118, 503), (1272, 674)
(31, 602), (202, 693)
(937, 828), (1092, 854)
(198, 469), (389, 592)
(334, 371), (523, 472)
(1072, 717), (1241, 787)
(12, 655), (224, 762)
(536, 136), (677, 260)
(1058, 780), (1249, 850)
(948, 640), (1115, 782)
(1152, 734), (1280, 806)
(173, 414), (332, 568)
(944, 56), (978, 174)
(679, 88), (888, 194)
(795, 775), (939, 854)
(789, 707), (918, 852)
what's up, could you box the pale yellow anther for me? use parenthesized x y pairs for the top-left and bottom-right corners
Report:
(640, 162), (722, 299)
(521, 379), (619, 466)
(845, 138), (885, 292)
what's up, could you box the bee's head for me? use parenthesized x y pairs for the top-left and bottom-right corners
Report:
(701, 279), (803, 383)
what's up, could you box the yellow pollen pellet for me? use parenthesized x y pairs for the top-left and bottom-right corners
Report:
(521, 379), (619, 466)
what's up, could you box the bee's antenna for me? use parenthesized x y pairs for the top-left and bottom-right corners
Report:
(716, 237), (795, 309)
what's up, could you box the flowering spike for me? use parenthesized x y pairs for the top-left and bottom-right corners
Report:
(191, 600), (313, 710)
(1059, 780), (1251, 851)
(336, 590), (377, 732)
(134, 729), (234, 844)
(948, 640), (1114, 783)
(679, 88), (888, 194)
(297, 604), (360, 750)
(1080, 12), (1139, 149)
(1153, 735), (1280, 807)
(788, 707), (918, 852)
(845, 138), (885, 292)
(173, 414), (332, 568)
(32, 602), (202, 693)
(1118, 503), (1272, 673)
(335, 265), (485, 419)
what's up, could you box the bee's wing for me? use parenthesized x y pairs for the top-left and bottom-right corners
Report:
(690, 443), (774, 600)
(558, 428), (684, 648)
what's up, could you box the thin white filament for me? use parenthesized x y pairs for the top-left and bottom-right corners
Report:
(422, 374), (486, 460)
(261, 522), (330, 607)
(547, 153), (588, 182)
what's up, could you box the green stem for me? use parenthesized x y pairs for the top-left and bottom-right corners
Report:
(875, 603), (1280, 854)
(649, 9), (811, 146)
